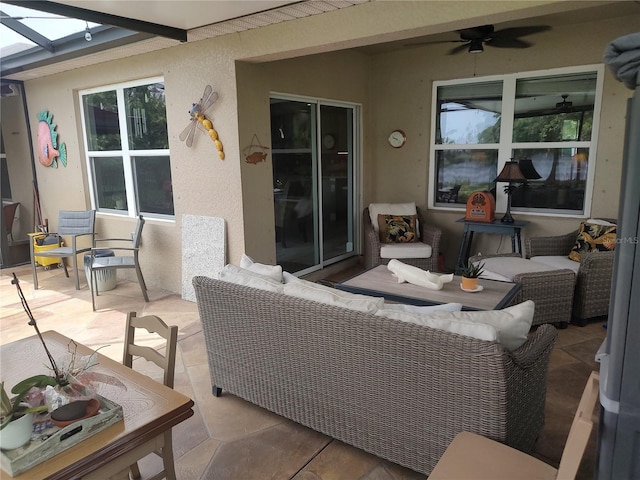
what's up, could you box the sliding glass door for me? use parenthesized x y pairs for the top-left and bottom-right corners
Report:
(271, 96), (358, 274)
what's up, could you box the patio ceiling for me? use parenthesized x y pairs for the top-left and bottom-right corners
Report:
(1, 1), (638, 83)
(0, 0), (365, 80)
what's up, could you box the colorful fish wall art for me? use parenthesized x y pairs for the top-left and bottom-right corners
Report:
(37, 110), (67, 168)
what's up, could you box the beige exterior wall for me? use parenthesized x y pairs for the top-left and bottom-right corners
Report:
(367, 12), (638, 269)
(2, 0), (637, 290)
(237, 50), (370, 264)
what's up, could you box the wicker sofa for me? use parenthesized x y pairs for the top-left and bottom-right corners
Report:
(193, 275), (557, 475)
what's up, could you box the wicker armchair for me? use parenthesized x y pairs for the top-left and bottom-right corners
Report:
(525, 230), (615, 325)
(364, 206), (441, 271)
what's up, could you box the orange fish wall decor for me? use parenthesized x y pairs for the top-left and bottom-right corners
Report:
(37, 110), (67, 168)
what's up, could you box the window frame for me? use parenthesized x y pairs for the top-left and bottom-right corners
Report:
(79, 76), (173, 220)
(428, 64), (605, 218)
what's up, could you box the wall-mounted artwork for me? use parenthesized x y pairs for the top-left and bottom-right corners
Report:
(179, 85), (225, 160)
(37, 110), (67, 168)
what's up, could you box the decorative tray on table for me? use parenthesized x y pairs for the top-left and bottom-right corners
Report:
(0, 394), (123, 477)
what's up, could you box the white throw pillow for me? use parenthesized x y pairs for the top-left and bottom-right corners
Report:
(426, 300), (535, 350)
(240, 254), (284, 282)
(283, 278), (384, 314)
(376, 308), (498, 343)
(218, 264), (284, 293)
(376, 300), (534, 350)
(282, 271), (300, 284)
(382, 302), (463, 314)
(368, 202), (417, 233)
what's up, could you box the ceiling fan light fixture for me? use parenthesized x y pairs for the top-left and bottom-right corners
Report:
(468, 39), (484, 53)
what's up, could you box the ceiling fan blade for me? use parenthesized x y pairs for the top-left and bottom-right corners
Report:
(458, 25), (494, 41)
(403, 39), (465, 48)
(447, 42), (471, 55)
(491, 25), (551, 38)
(486, 37), (531, 49)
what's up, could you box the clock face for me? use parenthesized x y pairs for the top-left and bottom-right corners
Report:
(388, 130), (406, 148)
(322, 134), (335, 149)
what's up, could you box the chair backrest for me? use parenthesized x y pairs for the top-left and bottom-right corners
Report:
(132, 215), (145, 249)
(57, 210), (95, 236)
(556, 371), (600, 480)
(3, 202), (19, 239)
(123, 312), (178, 388)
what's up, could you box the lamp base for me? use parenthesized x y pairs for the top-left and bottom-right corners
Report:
(501, 212), (515, 223)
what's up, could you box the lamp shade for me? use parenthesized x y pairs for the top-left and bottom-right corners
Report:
(518, 158), (542, 180)
(494, 161), (527, 183)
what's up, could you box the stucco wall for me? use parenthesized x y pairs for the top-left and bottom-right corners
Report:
(367, 12), (639, 269)
(236, 50), (370, 264)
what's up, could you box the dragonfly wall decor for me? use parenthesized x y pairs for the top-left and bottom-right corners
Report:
(179, 85), (225, 159)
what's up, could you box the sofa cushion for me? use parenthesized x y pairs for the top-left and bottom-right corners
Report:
(530, 256), (580, 273)
(218, 265), (284, 293)
(283, 278), (384, 314)
(378, 214), (418, 243)
(376, 300), (534, 350)
(369, 202), (417, 233)
(381, 302), (463, 314)
(380, 242), (432, 259)
(240, 254), (284, 282)
(375, 308), (498, 343)
(569, 221), (617, 262)
(475, 257), (562, 282)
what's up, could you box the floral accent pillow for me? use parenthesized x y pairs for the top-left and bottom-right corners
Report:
(569, 222), (617, 262)
(377, 214), (417, 243)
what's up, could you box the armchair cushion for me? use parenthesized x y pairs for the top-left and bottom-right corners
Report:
(530, 255), (580, 273)
(476, 256), (562, 282)
(380, 242), (432, 259)
(368, 202), (416, 233)
(569, 221), (617, 262)
(377, 214), (417, 243)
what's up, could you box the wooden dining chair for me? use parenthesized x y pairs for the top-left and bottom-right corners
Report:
(123, 312), (179, 480)
(428, 371), (600, 480)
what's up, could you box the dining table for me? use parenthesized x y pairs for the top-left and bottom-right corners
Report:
(0, 331), (194, 479)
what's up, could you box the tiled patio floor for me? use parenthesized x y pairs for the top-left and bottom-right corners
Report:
(0, 263), (605, 479)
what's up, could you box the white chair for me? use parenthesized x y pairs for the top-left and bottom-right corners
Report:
(429, 371), (600, 480)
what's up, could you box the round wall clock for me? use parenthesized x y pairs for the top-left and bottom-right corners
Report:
(322, 134), (336, 150)
(388, 130), (406, 148)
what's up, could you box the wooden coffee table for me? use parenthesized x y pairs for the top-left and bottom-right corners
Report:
(336, 265), (520, 310)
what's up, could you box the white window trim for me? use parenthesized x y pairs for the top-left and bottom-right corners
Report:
(79, 76), (173, 220)
(428, 64), (605, 219)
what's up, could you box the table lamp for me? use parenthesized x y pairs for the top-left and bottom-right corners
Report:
(494, 161), (527, 223)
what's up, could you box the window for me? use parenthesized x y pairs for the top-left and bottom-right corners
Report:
(80, 78), (174, 218)
(430, 66), (603, 217)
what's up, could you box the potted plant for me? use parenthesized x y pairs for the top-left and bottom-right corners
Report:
(460, 262), (484, 291)
(0, 379), (50, 450)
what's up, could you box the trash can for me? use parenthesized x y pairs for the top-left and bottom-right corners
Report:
(84, 249), (116, 292)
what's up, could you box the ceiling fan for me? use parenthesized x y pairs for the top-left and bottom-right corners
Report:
(555, 94), (573, 111)
(409, 24), (551, 54)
